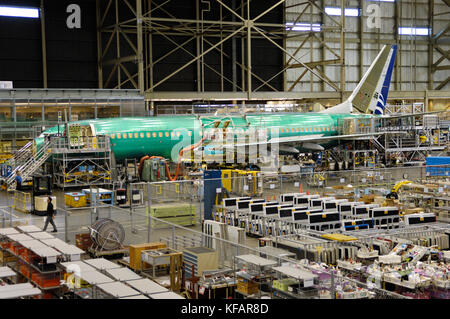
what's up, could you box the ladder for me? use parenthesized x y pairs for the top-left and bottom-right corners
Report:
(6, 140), (52, 190)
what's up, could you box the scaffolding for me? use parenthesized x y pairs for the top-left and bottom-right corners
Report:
(51, 136), (113, 189)
(376, 104), (447, 165)
(321, 104), (449, 170)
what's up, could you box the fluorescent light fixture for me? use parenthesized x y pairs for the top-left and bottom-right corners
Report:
(325, 7), (359, 16)
(286, 22), (321, 32)
(369, 0), (395, 2)
(398, 27), (429, 36)
(0, 6), (39, 18)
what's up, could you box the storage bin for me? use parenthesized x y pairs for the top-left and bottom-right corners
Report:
(65, 192), (87, 208)
(32, 272), (60, 288)
(19, 263), (31, 278)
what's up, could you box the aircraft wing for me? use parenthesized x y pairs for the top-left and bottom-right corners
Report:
(380, 110), (446, 119)
(205, 131), (400, 153)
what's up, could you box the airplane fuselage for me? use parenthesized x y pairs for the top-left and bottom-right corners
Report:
(38, 112), (373, 162)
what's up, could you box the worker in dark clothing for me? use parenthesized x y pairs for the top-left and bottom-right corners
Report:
(15, 170), (22, 191)
(43, 196), (57, 233)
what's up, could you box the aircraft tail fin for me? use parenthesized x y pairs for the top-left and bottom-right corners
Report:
(322, 44), (397, 115)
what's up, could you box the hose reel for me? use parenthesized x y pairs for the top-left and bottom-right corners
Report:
(90, 218), (125, 251)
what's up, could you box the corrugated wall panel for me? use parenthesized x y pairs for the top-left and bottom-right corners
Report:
(286, 0), (449, 92)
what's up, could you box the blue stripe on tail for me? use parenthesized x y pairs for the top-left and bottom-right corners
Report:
(375, 45), (397, 115)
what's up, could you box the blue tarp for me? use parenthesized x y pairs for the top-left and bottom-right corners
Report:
(426, 157), (450, 176)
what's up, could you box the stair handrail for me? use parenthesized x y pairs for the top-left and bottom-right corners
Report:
(12, 141), (33, 164)
(6, 140), (52, 185)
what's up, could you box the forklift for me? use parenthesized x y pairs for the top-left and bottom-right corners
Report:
(31, 174), (54, 216)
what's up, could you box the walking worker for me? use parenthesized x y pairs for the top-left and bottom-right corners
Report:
(43, 196), (57, 233)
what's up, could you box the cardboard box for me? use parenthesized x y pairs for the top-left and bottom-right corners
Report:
(129, 242), (166, 271)
(384, 198), (398, 206)
(373, 196), (385, 204)
(0, 250), (17, 263)
(361, 194), (375, 204)
(404, 208), (425, 215)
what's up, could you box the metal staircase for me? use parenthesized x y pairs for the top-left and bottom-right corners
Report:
(13, 141), (33, 167)
(6, 140), (52, 190)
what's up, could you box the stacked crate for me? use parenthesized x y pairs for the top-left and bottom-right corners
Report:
(150, 204), (197, 229)
(183, 247), (219, 279)
(0, 250), (17, 264)
(75, 233), (92, 251)
(129, 242), (166, 271)
(237, 277), (259, 295)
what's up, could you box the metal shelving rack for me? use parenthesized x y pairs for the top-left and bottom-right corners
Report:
(271, 265), (319, 299)
(232, 254), (277, 299)
(0, 230), (63, 297)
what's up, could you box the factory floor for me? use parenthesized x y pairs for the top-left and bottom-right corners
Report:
(0, 188), (261, 250)
(0, 165), (424, 252)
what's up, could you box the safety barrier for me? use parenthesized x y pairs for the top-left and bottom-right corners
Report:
(12, 191), (31, 213)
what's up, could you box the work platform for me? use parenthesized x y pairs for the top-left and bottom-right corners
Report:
(1, 135), (112, 190)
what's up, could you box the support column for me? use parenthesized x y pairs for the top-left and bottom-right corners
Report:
(246, 0), (252, 99)
(231, 0), (237, 92)
(96, 0), (103, 88)
(137, 0), (145, 94)
(115, 0), (121, 88)
(359, 0), (364, 81)
(148, 0), (154, 92)
(340, 0), (345, 102)
(241, 0), (246, 92)
(321, 0), (326, 92)
(428, 0), (434, 90)
(196, 0), (201, 92)
(40, 0), (48, 88)
(282, 1), (287, 91)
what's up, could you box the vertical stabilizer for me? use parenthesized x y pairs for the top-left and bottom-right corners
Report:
(322, 45), (397, 115)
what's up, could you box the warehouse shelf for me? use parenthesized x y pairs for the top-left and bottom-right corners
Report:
(233, 254), (277, 299)
(0, 230), (64, 298)
(5, 249), (60, 275)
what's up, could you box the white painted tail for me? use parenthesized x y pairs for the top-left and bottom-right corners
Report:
(322, 44), (397, 115)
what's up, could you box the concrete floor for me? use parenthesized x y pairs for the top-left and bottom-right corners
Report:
(0, 165), (425, 253)
(0, 185), (261, 257)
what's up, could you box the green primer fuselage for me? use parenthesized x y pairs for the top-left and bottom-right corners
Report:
(39, 113), (372, 162)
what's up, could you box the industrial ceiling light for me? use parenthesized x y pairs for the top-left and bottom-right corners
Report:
(324, 7), (359, 17)
(398, 27), (429, 36)
(286, 22), (321, 32)
(0, 6), (39, 18)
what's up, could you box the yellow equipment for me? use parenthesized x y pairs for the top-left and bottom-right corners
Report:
(321, 234), (358, 242)
(386, 180), (412, 199)
(392, 180), (412, 193)
(221, 169), (232, 192)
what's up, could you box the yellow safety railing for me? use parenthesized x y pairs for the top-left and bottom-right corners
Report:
(13, 191), (31, 213)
